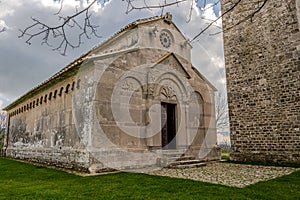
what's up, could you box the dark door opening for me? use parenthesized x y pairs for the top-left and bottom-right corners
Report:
(161, 102), (176, 149)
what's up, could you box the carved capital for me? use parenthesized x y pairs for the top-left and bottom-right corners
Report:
(161, 85), (176, 99)
(121, 79), (134, 91)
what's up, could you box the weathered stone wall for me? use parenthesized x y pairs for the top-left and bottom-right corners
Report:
(5, 74), (90, 170)
(221, 0), (300, 164)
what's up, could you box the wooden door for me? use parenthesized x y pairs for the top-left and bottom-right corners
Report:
(161, 102), (176, 149)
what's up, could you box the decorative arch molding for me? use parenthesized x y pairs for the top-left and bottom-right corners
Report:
(155, 79), (184, 102)
(120, 76), (144, 94)
(155, 72), (189, 101)
(190, 91), (204, 104)
(189, 92), (205, 121)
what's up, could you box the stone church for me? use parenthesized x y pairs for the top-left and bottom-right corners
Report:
(3, 13), (219, 172)
(221, 0), (300, 164)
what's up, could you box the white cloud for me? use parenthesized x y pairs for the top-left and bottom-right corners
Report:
(0, 0), (225, 107)
(40, 0), (79, 7)
(0, 20), (9, 29)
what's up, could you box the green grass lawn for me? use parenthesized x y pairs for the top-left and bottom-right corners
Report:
(0, 158), (299, 199)
(221, 152), (230, 160)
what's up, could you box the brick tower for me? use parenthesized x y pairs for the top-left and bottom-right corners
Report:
(221, 0), (300, 164)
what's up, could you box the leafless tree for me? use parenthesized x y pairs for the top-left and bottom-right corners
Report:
(18, 0), (104, 55)
(0, 111), (7, 149)
(215, 90), (229, 133)
(17, 0), (269, 55)
(218, 136), (231, 152)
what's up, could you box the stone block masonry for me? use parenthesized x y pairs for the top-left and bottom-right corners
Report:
(221, 0), (300, 164)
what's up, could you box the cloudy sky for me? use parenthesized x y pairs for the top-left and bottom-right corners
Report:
(0, 0), (225, 109)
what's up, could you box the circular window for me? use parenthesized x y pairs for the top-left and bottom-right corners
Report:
(159, 31), (172, 48)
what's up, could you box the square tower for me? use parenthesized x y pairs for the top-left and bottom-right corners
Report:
(221, 0), (300, 164)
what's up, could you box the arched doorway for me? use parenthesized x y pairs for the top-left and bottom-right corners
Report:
(161, 102), (177, 149)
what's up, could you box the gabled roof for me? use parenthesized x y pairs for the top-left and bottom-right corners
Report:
(4, 13), (191, 111)
(153, 52), (217, 92)
(152, 52), (191, 79)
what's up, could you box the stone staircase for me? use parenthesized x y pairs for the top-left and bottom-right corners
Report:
(157, 150), (206, 169)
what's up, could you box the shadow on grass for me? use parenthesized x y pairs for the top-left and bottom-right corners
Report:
(221, 152), (300, 168)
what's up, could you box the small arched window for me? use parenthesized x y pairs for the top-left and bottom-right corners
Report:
(65, 84), (70, 93)
(30, 102), (32, 109)
(76, 79), (81, 89)
(40, 96), (43, 104)
(59, 87), (64, 96)
(53, 90), (57, 98)
(49, 92), (52, 100)
(36, 99), (39, 106)
(44, 94), (47, 103)
(33, 101), (35, 108)
(71, 81), (75, 91)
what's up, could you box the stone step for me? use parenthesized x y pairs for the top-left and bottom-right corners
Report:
(168, 162), (206, 169)
(161, 152), (184, 156)
(176, 156), (196, 161)
(168, 159), (203, 167)
(162, 155), (191, 163)
(163, 156), (196, 163)
(159, 149), (185, 153)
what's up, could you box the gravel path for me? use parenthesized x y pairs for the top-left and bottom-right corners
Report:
(147, 162), (299, 187)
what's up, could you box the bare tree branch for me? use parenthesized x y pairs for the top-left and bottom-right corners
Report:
(186, 0), (194, 23)
(210, 0), (269, 36)
(16, 0), (269, 55)
(191, 0), (242, 42)
(54, 0), (65, 15)
(123, 0), (268, 42)
(18, 0), (102, 55)
(200, 0), (220, 12)
(123, 0), (186, 14)
(215, 91), (229, 131)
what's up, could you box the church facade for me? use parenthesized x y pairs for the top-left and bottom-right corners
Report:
(3, 14), (219, 172)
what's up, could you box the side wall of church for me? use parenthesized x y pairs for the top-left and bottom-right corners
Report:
(5, 74), (90, 171)
(221, 0), (300, 164)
